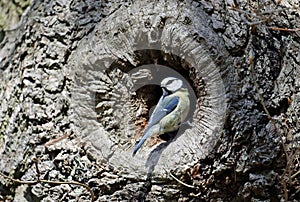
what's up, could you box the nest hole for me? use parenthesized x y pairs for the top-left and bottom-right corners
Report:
(95, 49), (202, 146)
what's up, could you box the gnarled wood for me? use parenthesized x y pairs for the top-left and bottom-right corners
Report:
(0, 0), (299, 201)
(69, 0), (227, 178)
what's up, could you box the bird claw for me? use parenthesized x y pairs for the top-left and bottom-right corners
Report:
(181, 120), (193, 127)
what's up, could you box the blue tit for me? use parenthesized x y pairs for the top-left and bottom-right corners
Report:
(132, 77), (190, 156)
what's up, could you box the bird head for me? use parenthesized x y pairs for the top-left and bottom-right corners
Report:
(160, 77), (184, 93)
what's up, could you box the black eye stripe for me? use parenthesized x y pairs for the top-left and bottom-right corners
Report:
(165, 79), (174, 85)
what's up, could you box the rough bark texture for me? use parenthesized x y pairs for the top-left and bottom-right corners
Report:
(0, 0), (300, 201)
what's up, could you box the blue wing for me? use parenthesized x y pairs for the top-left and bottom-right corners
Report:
(146, 96), (179, 129)
(132, 93), (179, 156)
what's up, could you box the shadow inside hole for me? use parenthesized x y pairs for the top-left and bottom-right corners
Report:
(159, 130), (178, 142)
(135, 85), (163, 117)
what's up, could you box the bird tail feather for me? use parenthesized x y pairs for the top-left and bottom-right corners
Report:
(132, 125), (159, 156)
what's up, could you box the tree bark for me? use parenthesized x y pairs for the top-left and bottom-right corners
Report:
(0, 0), (299, 201)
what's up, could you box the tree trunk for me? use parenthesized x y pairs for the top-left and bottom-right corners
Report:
(1, 0), (299, 201)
